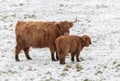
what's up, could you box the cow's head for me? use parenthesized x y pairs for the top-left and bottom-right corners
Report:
(55, 21), (73, 35)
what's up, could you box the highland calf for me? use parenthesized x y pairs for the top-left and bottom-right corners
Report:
(15, 20), (75, 61)
(55, 34), (92, 64)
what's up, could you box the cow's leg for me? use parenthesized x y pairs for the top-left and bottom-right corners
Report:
(56, 51), (59, 60)
(23, 47), (32, 60)
(15, 45), (22, 61)
(49, 47), (56, 61)
(51, 52), (56, 61)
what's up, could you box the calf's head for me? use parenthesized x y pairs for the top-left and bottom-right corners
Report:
(81, 35), (92, 47)
(55, 21), (73, 35)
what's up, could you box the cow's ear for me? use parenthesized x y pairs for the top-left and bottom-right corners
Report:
(69, 22), (73, 28)
(64, 21), (73, 28)
(55, 22), (63, 31)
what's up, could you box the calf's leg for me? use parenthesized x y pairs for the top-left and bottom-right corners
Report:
(59, 54), (66, 64)
(71, 53), (75, 62)
(76, 52), (80, 62)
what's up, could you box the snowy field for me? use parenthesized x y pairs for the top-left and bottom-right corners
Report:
(0, 0), (120, 81)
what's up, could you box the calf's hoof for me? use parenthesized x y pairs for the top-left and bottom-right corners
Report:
(60, 61), (66, 64)
(77, 60), (80, 62)
(71, 58), (74, 62)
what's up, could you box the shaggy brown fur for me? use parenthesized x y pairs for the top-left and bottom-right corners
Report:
(15, 21), (74, 61)
(55, 34), (92, 64)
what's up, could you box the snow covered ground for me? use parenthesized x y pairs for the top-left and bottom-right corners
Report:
(0, 0), (120, 81)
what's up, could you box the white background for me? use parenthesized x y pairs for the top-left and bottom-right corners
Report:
(0, 0), (120, 81)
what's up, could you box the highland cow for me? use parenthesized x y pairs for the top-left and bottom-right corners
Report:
(55, 34), (92, 64)
(15, 20), (76, 61)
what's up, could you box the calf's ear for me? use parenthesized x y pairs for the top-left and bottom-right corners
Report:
(81, 35), (88, 42)
(79, 37), (85, 45)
